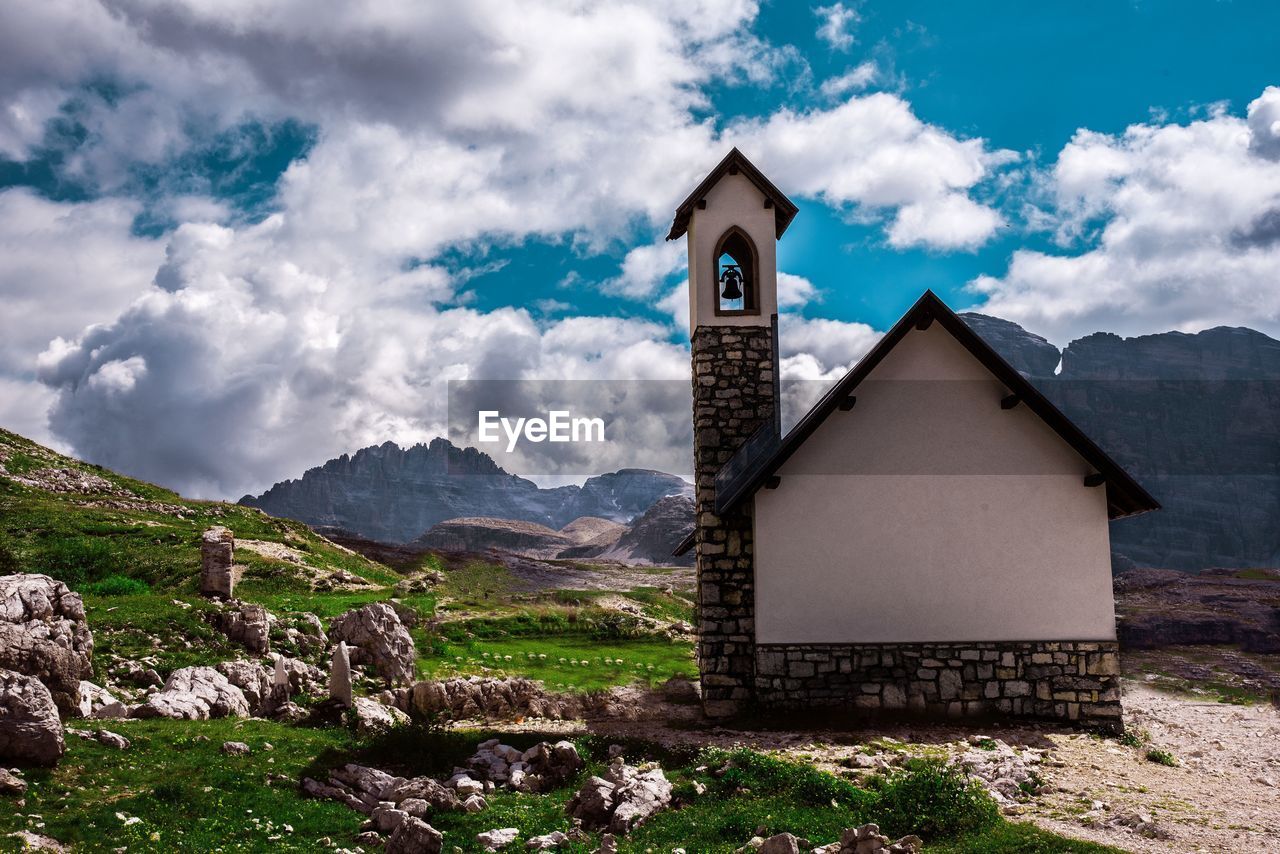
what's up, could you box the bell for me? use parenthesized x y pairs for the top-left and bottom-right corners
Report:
(720, 266), (743, 301)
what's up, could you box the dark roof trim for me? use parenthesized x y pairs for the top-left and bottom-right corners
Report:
(715, 290), (1161, 521)
(666, 148), (799, 241)
(672, 530), (695, 558)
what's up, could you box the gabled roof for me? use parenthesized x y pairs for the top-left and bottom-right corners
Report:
(714, 290), (1161, 523)
(665, 148), (799, 241)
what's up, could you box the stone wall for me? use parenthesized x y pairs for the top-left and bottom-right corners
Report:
(755, 641), (1123, 732)
(691, 323), (776, 717)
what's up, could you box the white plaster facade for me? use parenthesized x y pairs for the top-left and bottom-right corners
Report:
(753, 323), (1118, 645)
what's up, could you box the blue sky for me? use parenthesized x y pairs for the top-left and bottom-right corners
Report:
(1, 1), (1278, 496)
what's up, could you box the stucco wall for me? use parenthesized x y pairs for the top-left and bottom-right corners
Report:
(754, 324), (1117, 644)
(687, 172), (778, 332)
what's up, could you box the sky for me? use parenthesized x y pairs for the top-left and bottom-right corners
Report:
(1, 0), (1279, 499)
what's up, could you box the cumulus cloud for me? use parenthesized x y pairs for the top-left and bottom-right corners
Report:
(731, 94), (1014, 248)
(2, 0), (1019, 497)
(814, 3), (859, 51)
(970, 88), (1280, 343)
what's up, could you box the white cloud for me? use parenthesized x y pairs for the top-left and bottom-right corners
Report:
(603, 241), (686, 298)
(731, 94), (1014, 249)
(819, 62), (879, 98)
(971, 87), (1280, 343)
(888, 194), (1005, 250)
(814, 3), (859, 51)
(0, 189), (164, 372)
(1, 0), (1020, 497)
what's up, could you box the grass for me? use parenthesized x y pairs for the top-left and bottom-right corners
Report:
(1145, 748), (1179, 767)
(0, 427), (391, 595)
(0, 718), (363, 853)
(417, 633), (697, 691)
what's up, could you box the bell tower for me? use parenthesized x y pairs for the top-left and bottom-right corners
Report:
(667, 148), (797, 717)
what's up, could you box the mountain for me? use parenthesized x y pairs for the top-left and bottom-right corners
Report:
(961, 313), (1280, 570)
(564, 495), (696, 567)
(413, 498), (695, 567)
(239, 438), (692, 544)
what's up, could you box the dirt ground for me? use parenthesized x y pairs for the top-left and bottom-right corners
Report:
(495, 680), (1280, 852)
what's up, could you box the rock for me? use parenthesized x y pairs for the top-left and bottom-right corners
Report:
(593, 834), (618, 854)
(392, 677), (587, 722)
(216, 660), (272, 712)
(0, 768), (26, 796)
(330, 641), (353, 706)
(66, 728), (130, 750)
(131, 666), (250, 719)
(328, 604), (417, 685)
(0, 574), (94, 715)
(270, 701), (307, 723)
(566, 758), (672, 834)
(381, 776), (462, 813)
(818, 824), (922, 854)
(477, 827), (520, 851)
(758, 833), (800, 854)
(462, 739), (583, 793)
(352, 696), (410, 735)
(660, 676), (700, 703)
(354, 830), (385, 847)
(371, 805), (410, 834)
(208, 600), (274, 655)
(463, 794), (488, 813)
(200, 526), (235, 598)
(5, 831), (67, 851)
(386, 816), (443, 854)
(0, 668), (64, 765)
(221, 741), (251, 756)
(525, 831), (569, 850)
(278, 656), (326, 695)
(76, 681), (118, 718)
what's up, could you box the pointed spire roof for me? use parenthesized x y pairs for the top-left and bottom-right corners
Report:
(666, 148), (799, 241)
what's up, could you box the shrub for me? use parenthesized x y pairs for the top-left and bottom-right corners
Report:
(82, 574), (150, 596)
(708, 748), (872, 810)
(874, 758), (1000, 840)
(1145, 748), (1178, 767)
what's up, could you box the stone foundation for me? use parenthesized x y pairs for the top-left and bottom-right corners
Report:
(754, 641), (1123, 732)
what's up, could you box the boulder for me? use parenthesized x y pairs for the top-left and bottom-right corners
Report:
(208, 600), (274, 655)
(329, 641), (354, 706)
(351, 695), (409, 735)
(77, 681), (119, 718)
(66, 727), (130, 750)
(221, 741), (251, 756)
(386, 816), (443, 854)
(0, 574), (94, 715)
(565, 758), (672, 834)
(303, 763), (464, 817)
(812, 824), (923, 854)
(477, 827), (520, 851)
(526, 831), (570, 850)
(199, 526), (235, 598)
(0, 768), (26, 796)
(758, 833), (800, 854)
(0, 668), (65, 766)
(216, 660), (272, 712)
(131, 666), (250, 720)
(328, 603), (417, 685)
